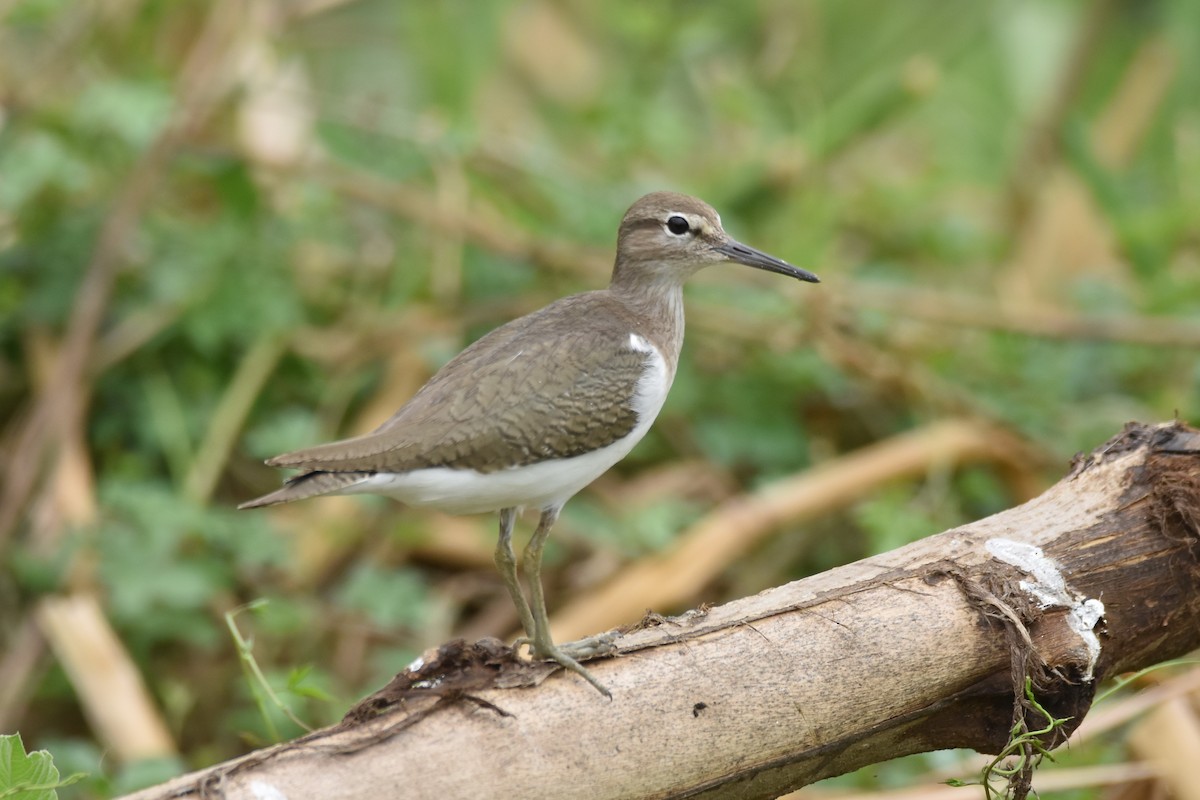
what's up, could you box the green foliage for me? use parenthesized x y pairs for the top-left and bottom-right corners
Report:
(853, 487), (946, 555)
(0, 734), (83, 800)
(334, 564), (429, 631)
(94, 482), (288, 650)
(564, 495), (702, 556)
(226, 602), (318, 741)
(948, 677), (1072, 800)
(4, 0), (1198, 795)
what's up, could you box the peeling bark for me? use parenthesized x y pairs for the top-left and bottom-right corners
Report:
(119, 421), (1200, 800)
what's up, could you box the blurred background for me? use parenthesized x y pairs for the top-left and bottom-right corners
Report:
(2, 0), (1199, 797)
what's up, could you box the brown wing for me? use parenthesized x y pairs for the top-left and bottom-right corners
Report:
(265, 294), (653, 474)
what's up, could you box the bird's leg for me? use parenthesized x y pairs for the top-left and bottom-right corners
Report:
(494, 507), (536, 642)
(522, 507), (611, 698)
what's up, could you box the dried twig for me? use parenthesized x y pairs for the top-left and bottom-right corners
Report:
(37, 595), (177, 761)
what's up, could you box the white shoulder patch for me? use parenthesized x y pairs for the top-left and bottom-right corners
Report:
(629, 332), (655, 353)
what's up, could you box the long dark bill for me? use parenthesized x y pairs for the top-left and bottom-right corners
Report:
(716, 239), (819, 283)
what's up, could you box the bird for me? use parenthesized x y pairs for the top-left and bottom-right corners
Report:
(239, 191), (819, 696)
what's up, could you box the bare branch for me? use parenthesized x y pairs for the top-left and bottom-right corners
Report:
(117, 422), (1200, 800)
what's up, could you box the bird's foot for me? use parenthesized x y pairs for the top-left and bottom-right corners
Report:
(535, 641), (612, 698)
(513, 630), (618, 660)
(513, 634), (614, 698)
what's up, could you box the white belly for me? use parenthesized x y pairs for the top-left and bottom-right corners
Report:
(346, 333), (671, 514)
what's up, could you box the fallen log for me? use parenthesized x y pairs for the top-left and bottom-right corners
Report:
(120, 421), (1200, 800)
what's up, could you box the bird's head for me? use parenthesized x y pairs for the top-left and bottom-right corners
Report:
(612, 191), (819, 289)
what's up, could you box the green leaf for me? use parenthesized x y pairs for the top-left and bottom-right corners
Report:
(335, 564), (429, 631)
(286, 665), (336, 702)
(71, 78), (172, 149)
(0, 733), (84, 800)
(0, 131), (94, 210)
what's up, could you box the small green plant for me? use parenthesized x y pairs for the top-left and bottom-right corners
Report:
(0, 734), (85, 800)
(946, 677), (1070, 800)
(226, 601), (316, 740)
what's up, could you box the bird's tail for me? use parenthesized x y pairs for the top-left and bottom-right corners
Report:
(238, 471), (374, 509)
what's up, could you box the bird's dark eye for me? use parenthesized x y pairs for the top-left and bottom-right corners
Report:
(666, 215), (691, 235)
